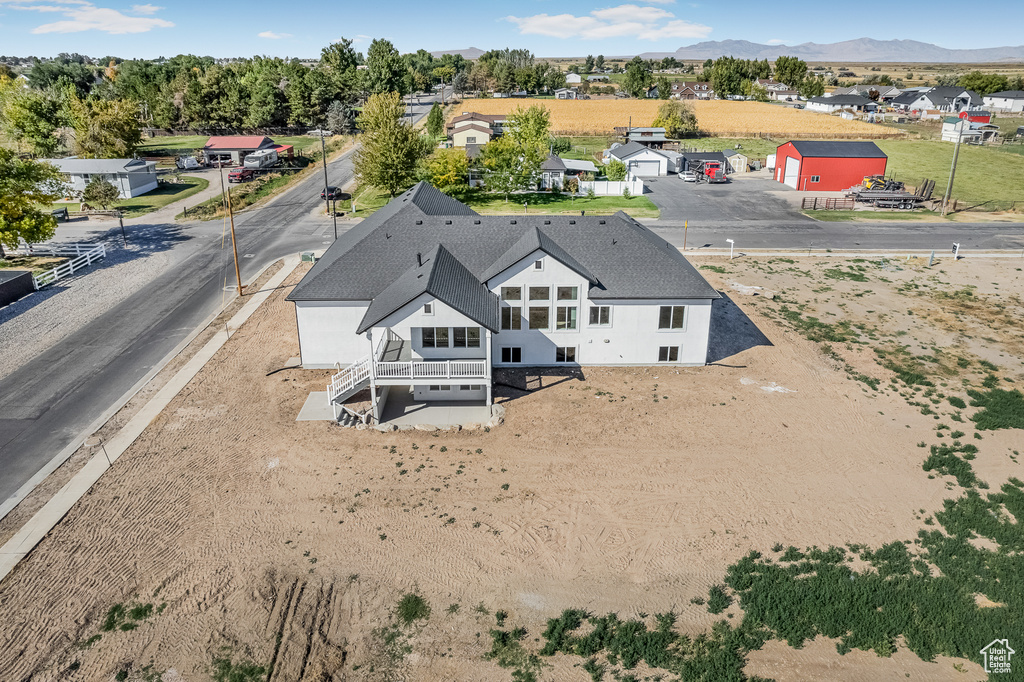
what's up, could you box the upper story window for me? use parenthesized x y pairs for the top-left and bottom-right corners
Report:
(453, 327), (481, 348)
(501, 286), (521, 301)
(529, 286), (550, 301)
(556, 286), (578, 301)
(589, 306), (611, 326)
(466, 136), (476, 144)
(658, 306), (686, 330)
(423, 302), (433, 315)
(422, 327), (450, 348)
(533, 260), (544, 271)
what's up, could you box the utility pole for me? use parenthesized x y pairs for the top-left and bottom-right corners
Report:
(941, 124), (963, 217)
(219, 165), (243, 297)
(320, 131), (331, 226)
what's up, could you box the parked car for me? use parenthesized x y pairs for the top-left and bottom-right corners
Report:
(228, 168), (255, 183)
(306, 128), (334, 137)
(321, 186), (342, 200)
(680, 171), (698, 182)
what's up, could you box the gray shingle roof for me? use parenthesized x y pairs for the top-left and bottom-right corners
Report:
(788, 141), (887, 159)
(42, 158), (154, 173)
(356, 244), (499, 334)
(540, 154), (566, 171)
(479, 226), (598, 284)
(608, 141), (653, 160)
(810, 95), (870, 105)
(288, 182), (719, 313)
(986, 90), (1024, 99)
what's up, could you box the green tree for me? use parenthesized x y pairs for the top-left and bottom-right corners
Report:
(326, 100), (356, 134)
(354, 92), (428, 196)
(623, 57), (653, 98)
(504, 104), (550, 185)
(595, 55), (605, 71)
(69, 96), (142, 159)
(479, 137), (522, 200)
(958, 71), (1009, 96)
(656, 76), (671, 99)
(81, 177), (120, 209)
(750, 82), (770, 102)
(583, 55), (595, 74)
(773, 55), (807, 91)
(365, 39), (408, 95)
(1, 90), (65, 156)
(0, 150), (64, 258)
(605, 159), (627, 181)
(426, 102), (444, 139)
(800, 74), (825, 99)
(422, 147), (470, 199)
(652, 100), (698, 138)
(320, 38), (360, 97)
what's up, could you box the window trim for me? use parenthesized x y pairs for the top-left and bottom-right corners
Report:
(657, 305), (687, 331)
(501, 306), (522, 331)
(501, 286), (522, 302)
(528, 306), (550, 330)
(528, 286), (550, 301)
(588, 305), (611, 327)
(423, 302), (434, 315)
(658, 345), (680, 362)
(533, 259), (544, 271)
(555, 305), (578, 331)
(810, 175), (820, 183)
(555, 346), (577, 363)
(556, 286), (578, 301)
(500, 347), (523, 363)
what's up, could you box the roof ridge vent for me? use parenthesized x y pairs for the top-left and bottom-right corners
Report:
(543, 220), (551, 224)
(473, 219), (481, 224)
(510, 220), (516, 224)
(569, 220), (576, 224)
(445, 220), (452, 225)
(415, 220), (423, 225)
(599, 220), (606, 224)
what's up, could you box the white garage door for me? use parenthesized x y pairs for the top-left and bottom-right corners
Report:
(782, 157), (800, 189)
(629, 160), (662, 177)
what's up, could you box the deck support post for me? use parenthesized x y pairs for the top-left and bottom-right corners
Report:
(485, 329), (493, 407)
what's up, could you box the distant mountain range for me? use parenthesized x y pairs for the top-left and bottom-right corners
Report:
(430, 47), (485, 59)
(636, 38), (1024, 63)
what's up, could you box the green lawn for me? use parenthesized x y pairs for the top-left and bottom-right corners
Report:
(117, 176), (210, 217)
(803, 209), (946, 222)
(876, 139), (1024, 207)
(465, 191), (659, 218)
(561, 136), (615, 164)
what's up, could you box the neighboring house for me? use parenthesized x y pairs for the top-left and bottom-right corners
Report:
(755, 79), (791, 92)
(565, 73), (583, 85)
(768, 89), (800, 102)
(202, 135), (276, 165)
(646, 86), (659, 99)
(605, 141), (671, 176)
(554, 88), (579, 100)
(286, 182), (720, 421)
(670, 81), (714, 100)
(773, 140), (887, 191)
(612, 127), (669, 148)
(538, 154), (599, 189)
(587, 74), (609, 82)
(941, 117), (1000, 143)
(890, 87), (982, 113)
(43, 157), (159, 199)
(451, 123), (493, 147)
(722, 149), (749, 173)
(806, 95), (875, 113)
(446, 112), (506, 136)
(983, 90), (1024, 112)
(830, 84), (901, 101)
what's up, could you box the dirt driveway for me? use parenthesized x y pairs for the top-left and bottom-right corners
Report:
(642, 173), (813, 223)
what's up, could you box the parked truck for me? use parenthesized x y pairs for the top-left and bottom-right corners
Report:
(243, 148), (279, 170)
(702, 160), (727, 183)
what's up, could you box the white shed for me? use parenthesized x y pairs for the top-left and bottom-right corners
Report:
(607, 141), (670, 177)
(42, 157), (159, 199)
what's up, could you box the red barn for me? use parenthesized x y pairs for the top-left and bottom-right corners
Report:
(959, 110), (992, 123)
(774, 141), (887, 191)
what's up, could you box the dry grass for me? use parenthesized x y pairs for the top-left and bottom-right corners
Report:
(456, 98), (897, 137)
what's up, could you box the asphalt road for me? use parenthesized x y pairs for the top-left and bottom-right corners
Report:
(0, 95), (440, 509)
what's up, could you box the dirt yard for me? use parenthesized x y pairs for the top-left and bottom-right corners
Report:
(1, 255), (1020, 681)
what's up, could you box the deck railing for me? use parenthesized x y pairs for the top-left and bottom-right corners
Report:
(375, 360), (488, 380)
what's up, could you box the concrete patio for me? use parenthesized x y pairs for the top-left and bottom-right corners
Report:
(380, 387), (491, 427)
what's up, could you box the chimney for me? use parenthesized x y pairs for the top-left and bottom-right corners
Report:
(416, 252), (423, 267)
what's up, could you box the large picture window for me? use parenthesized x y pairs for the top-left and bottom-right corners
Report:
(556, 286), (578, 301)
(422, 327), (450, 348)
(453, 327), (481, 348)
(529, 286), (549, 301)
(529, 307), (549, 330)
(658, 306), (686, 330)
(556, 306), (577, 330)
(501, 286), (521, 301)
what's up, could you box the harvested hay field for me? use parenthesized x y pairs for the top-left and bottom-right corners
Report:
(455, 98), (901, 138)
(1, 257), (1021, 681)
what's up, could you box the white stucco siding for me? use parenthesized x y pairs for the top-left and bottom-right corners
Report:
(487, 250), (713, 366)
(983, 96), (1024, 112)
(621, 148), (668, 176)
(373, 294), (488, 361)
(413, 384), (487, 401)
(294, 300), (370, 368)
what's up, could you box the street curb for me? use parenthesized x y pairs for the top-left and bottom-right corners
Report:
(0, 253), (302, 583)
(0, 254), (295, 524)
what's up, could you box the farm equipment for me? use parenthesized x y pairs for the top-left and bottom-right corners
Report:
(845, 176), (934, 210)
(694, 159), (727, 183)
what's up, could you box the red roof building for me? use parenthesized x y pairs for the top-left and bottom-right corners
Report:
(774, 141), (887, 191)
(203, 136), (276, 165)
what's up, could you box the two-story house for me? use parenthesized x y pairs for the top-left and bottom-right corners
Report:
(287, 183), (720, 423)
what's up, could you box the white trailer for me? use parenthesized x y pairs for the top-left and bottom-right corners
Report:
(243, 148), (279, 170)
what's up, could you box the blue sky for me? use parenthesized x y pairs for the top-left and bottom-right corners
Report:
(0, 0), (1021, 59)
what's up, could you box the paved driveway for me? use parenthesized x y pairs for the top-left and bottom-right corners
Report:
(641, 173), (812, 223)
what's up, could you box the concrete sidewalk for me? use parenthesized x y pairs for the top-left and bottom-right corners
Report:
(0, 254), (302, 583)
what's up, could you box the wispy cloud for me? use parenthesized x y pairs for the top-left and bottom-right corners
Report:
(765, 39), (790, 45)
(507, 3), (711, 41)
(130, 3), (162, 14)
(258, 30), (291, 39)
(0, 0), (174, 34)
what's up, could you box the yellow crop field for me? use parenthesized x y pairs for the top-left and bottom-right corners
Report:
(453, 98), (900, 138)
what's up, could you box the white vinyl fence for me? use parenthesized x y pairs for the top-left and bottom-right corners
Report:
(577, 179), (645, 196)
(18, 242), (109, 289)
